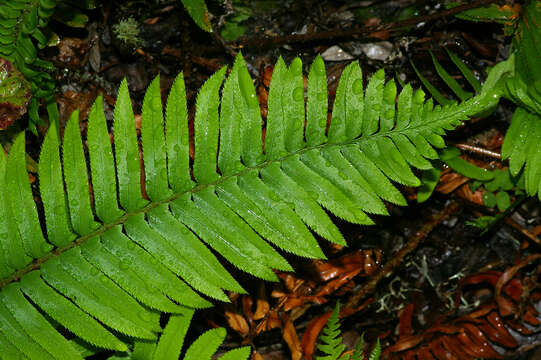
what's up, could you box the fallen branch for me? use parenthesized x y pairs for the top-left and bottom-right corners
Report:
(230, 0), (495, 49)
(345, 201), (462, 309)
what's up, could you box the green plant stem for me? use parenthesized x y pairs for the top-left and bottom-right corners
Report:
(481, 194), (527, 235)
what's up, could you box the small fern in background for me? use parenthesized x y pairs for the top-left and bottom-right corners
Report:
(500, 1), (541, 200)
(0, 0), (57, 133)
(0, 0), (210, 134)
(317, 303), (381, 360)
(415, 1), (541, 206)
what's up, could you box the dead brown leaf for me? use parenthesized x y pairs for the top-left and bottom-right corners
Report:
(282, 313), (302, 360)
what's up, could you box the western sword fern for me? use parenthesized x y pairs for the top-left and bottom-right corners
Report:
(0, 52), (502, 358)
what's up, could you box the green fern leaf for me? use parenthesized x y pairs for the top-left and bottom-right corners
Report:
(316, 303), (345, 360)
(153, 308), (194, 360)
(183, 328), (226, 360)
(317, 304), (381, 360)
(499, 1), (541, 199)
(0, 52), (500, 357)
(181, 0), (212, 32)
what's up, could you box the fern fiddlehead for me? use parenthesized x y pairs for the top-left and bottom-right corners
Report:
(0, 52), (501, 358)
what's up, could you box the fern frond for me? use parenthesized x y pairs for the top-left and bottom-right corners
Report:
(412, 47), (516, 203)
(316, 303), (345, 360)
(411, 48), (483, 106)
(317, 303), (381, 360)
(0, 52), (499, 357)
(500, 1), (541, 198)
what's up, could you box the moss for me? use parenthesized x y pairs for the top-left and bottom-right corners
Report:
(112, 17), (142, 47)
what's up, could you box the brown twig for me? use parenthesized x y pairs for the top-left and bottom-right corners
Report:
(455, 143), (501, 159)
(230, 0), (495, 49)
(504, 216), (541, 247)
(345, 201), (462, 309)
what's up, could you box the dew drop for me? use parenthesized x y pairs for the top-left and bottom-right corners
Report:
(352, 110), (361, 119)
(292, 87), (304, 101)
(99, 275), (108, 283)
(307, 191), (319, 200)
(352, 79), (363, 95)
(127, 241), (137, 250)
(119, 260), (129, 270)
(90, 266), (100, 276)
(149, 256), (158, 265)
(338, 172), (348, 180)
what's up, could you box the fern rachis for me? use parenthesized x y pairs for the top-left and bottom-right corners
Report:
(0, 52), (501, 358)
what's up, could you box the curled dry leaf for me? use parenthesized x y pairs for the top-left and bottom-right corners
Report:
(398, 303), (415, 337)
(436, 170), (469, 194)
(301, 310), (333, 360)
(385, 261), (541, 359)
(253, 283), (270, 320)
(282, 313), (302, 360)
(224, 304), (250, 337)
(251, 351), (264, 360)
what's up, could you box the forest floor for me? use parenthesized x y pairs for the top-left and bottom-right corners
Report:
(3, 0), (541, 359)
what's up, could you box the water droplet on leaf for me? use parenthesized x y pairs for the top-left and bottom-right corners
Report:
(90, 266), (100, 276)
(352, 79), (363, 95)
(119, 260), (129, 270)
(307, 191), (319, 200)
(292, 87), (304, 101)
